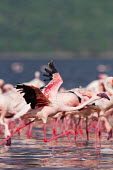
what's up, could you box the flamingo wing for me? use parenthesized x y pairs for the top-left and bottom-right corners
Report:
(42, 61), (63, 100)
(16, 84), (51, 109)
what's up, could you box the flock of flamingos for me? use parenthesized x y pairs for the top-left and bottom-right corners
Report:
(0, 60), (113, 147)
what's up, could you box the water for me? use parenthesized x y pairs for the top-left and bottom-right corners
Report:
(0, 58), (113, 170)
(0, 58), (113, 89)
(0, 128), (113, 170)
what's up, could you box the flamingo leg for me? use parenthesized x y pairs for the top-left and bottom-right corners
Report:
(52, 119), (57, 137)
(72, 117), (79, 142)
(86, 117), (89, 141)
(77, 117), (81, 135)
(100, 116), (112, 140)
(27, 121), (33, 138)
(0, 119), (11, 146)
(95, 116), (102, 148)
(43, 123), (76, 142)
(64, 117), (72, 146)
(79, 118), (84, 135)
(0, 120), (35, 146)
(96, 115), (103, 139)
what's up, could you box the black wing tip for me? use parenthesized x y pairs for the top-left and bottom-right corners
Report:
(16, 84), (37, 109)
(15, 84), (25, 89)
(48, 60), (53, 67)
(48, 60), (57, 73)
(43, 60), (58, 81)
(40, 85), (46, 90)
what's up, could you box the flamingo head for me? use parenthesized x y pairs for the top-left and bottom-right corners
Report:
(97, 93), (110, 100)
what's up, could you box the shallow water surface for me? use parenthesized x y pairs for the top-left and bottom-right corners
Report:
(0, 125), (113, 170)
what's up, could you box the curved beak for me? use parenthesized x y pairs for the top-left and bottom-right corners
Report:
(97, 93), (110, 100)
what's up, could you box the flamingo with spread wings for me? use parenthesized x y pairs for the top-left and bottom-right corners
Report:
(0, 61), (111, 146)
(15, 61), (110, 142)
(15, 61), (109, 122)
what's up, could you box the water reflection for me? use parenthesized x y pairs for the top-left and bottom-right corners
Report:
(0, 126), (113, 169)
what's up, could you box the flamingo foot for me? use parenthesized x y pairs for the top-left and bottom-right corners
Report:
(44, 129), (76, 143)
(107, 129), (112, 140)
(53, 128), (57, 136)
(18, 131), (20, 136)
(27, 132), (32, 139)
(6, 137), (11, 146)
(0, 120), (35, 146)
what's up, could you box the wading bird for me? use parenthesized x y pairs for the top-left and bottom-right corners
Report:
(15, 61), (110, 142)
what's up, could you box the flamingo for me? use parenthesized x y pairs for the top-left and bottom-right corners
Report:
(15, 61), (110, 142)
(0, 84), (30, 145)
(15, 61), (110, 122)
(86, 75), (113, 95)
(103, 77), (113, 95)
(0, 61), (110, 146)
(65, 104), (112, 141)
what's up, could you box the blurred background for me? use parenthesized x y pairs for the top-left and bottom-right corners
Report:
(0, 0), (113, 89)
(0, 0), (113, 59)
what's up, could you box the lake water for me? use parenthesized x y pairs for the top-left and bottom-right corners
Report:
(0, 58), (113, 170)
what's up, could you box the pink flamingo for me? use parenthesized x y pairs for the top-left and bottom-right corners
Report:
(15, 61), (110, 142)
(86, 75), (113, 95)
(0, 61), (110, 146)
(0, 84), (30, 145)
